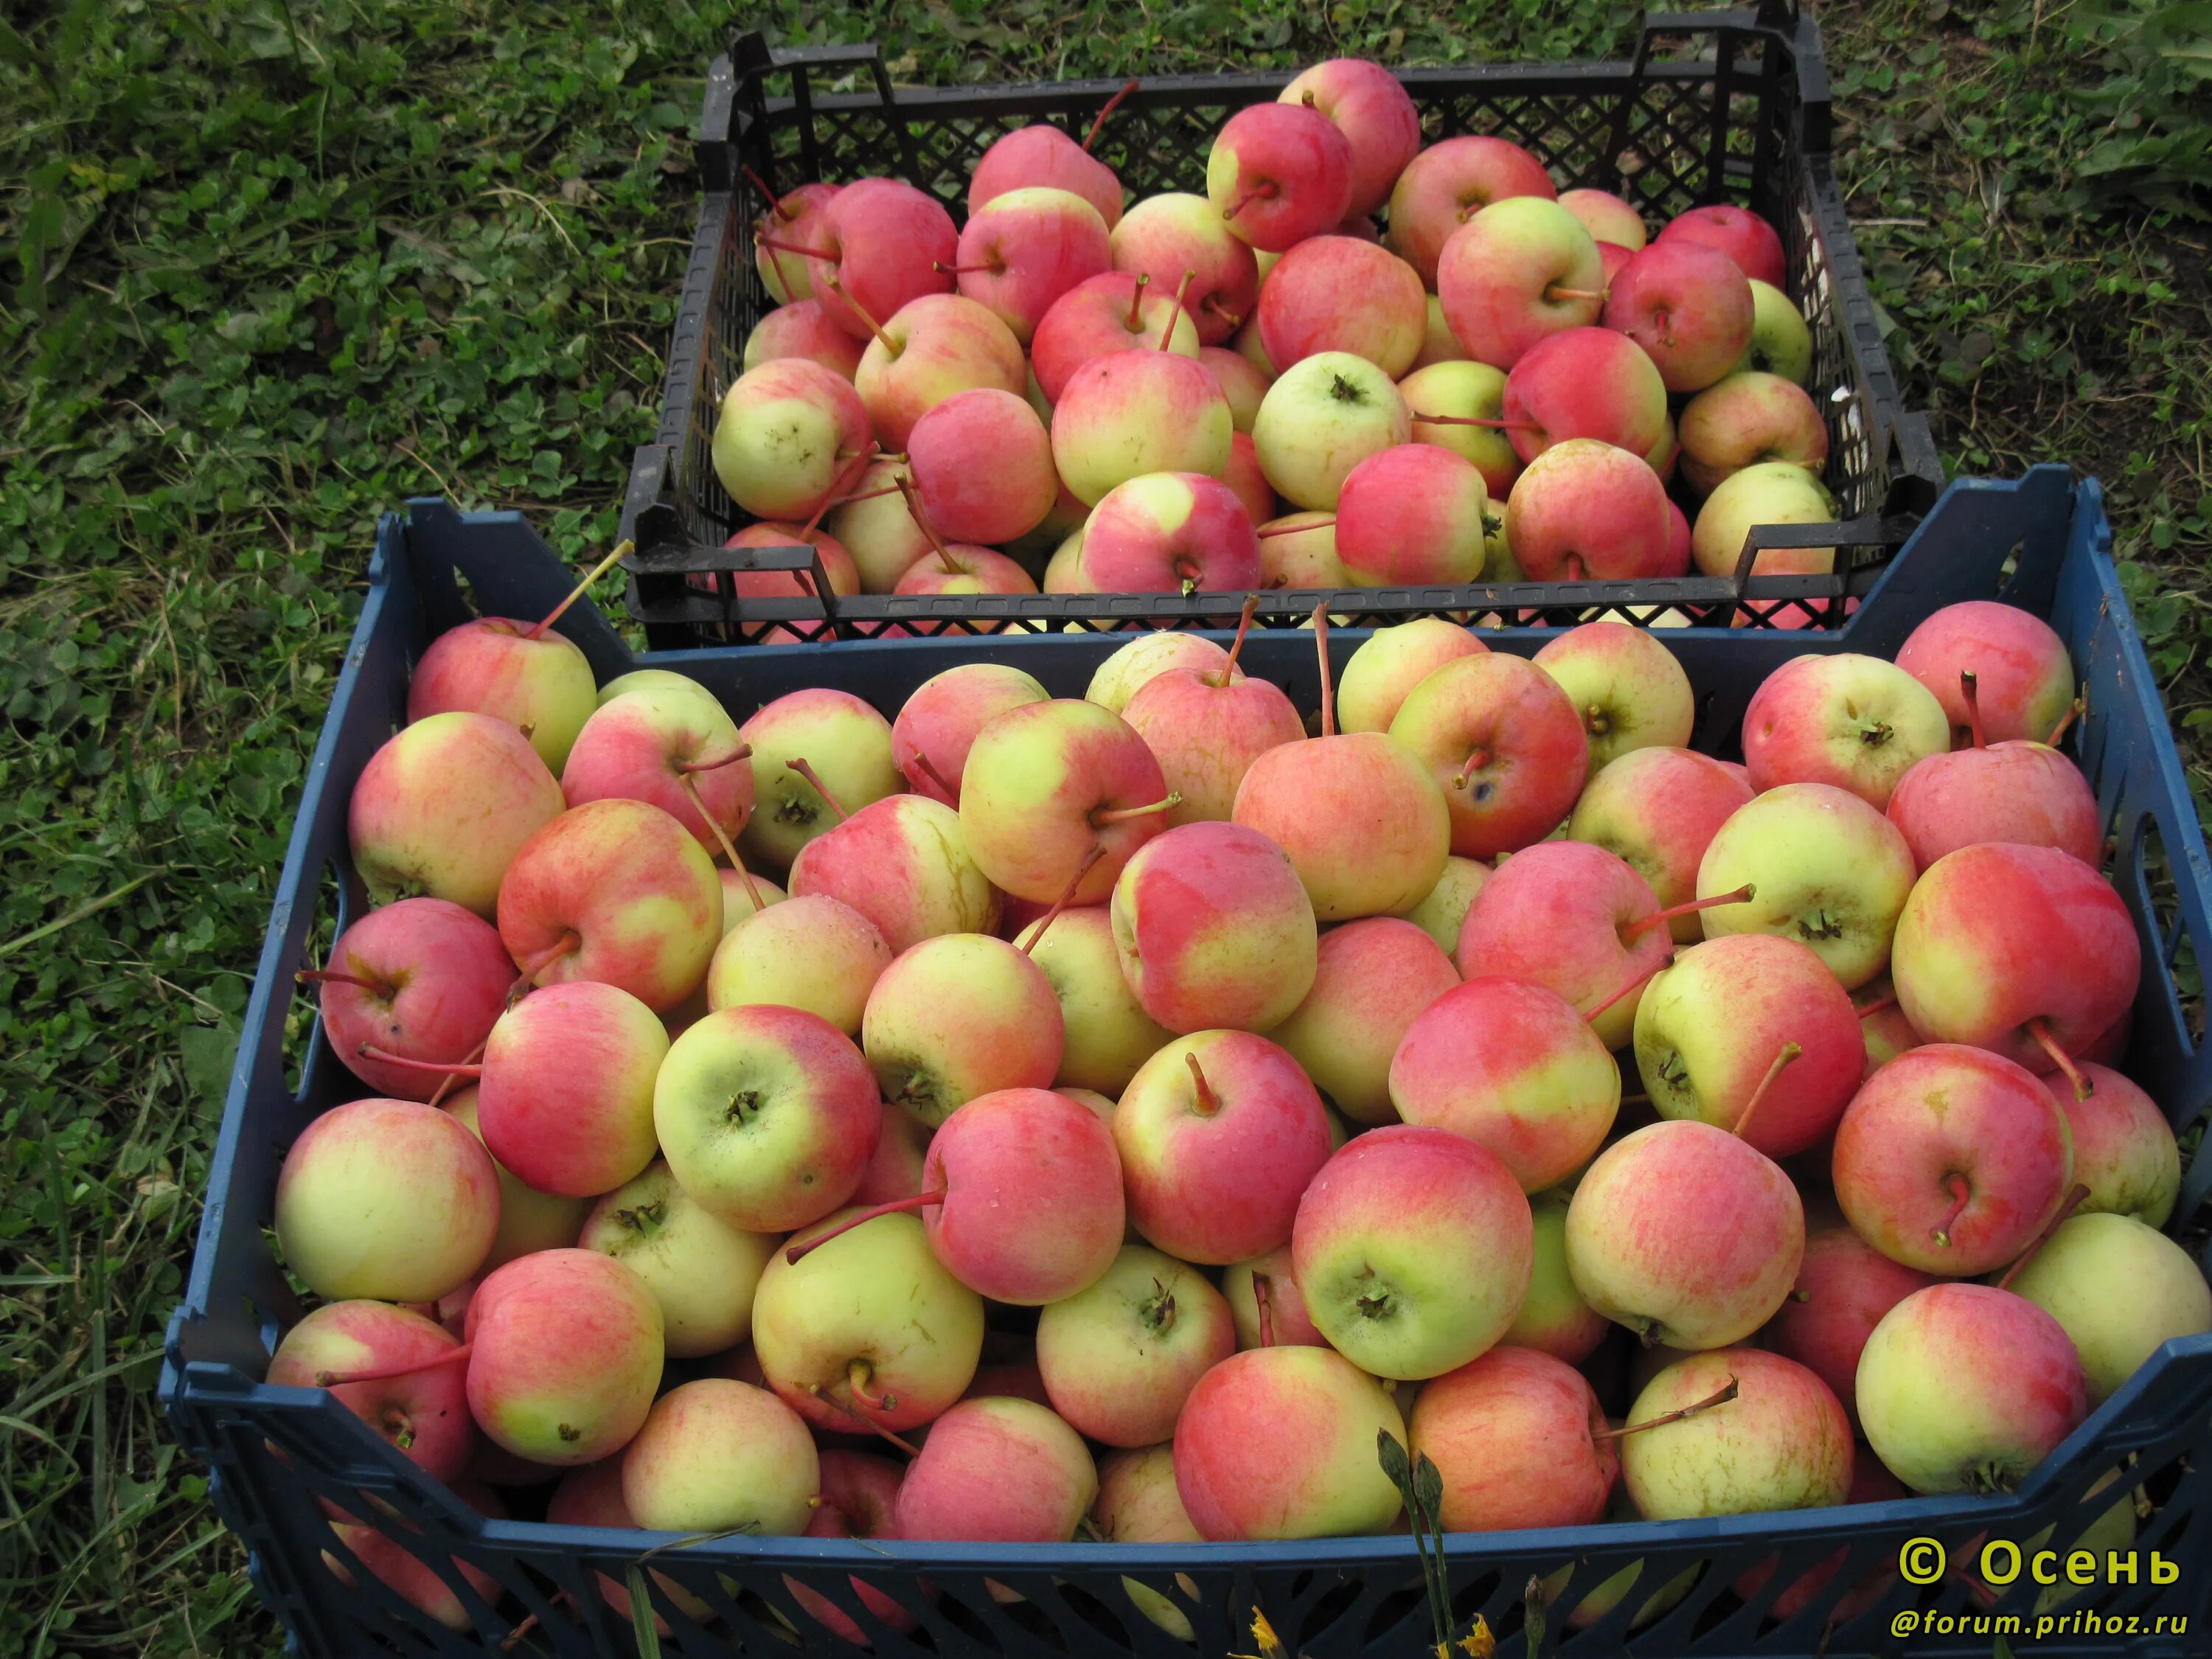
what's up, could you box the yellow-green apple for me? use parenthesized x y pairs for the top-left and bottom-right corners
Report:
(1223, 1244), (1329, 1349)
(464, 1248), (662, 1464)
(580, 1162), (779, 1358)
(597, 669), (714, 708)
(893, 662), (1048, 806)
(1831, 1043), (2073, 1274)
(1093, 1446), (1205, 1641)
(1619, 1348), (1852, 1518)
(705, 893), (890, 1033)
(742, 297), (866, 380)
(894, 1396), (1098, 1541)
(1858, 975), (1924, 1076)
(862, 933), (1063, 1125)
(1234, 728), (1453, 919)
(1109, 821), (1317, 1032)
(825, 456), (936, 592)
(1007, 476), (1089, 562)
(1014, 906), (1174, 1093)
(1394, 855), (1492, 953)
(311, 898), (512, 1100)
(321, 1483), (507, 1631)
(753, 179), (839, 305)
(1251, 350), (1412, 509)
(1206, 102), (1355, 252)
(1763, 1226), (1940, 1430)
(1502, 438), (1672, 582)
(852, 1100), (933, 1209)
(268, 1301), (476, 1480)
(1385, 136), (1557, 289)
(1121, 616), (1304, 823)
(1895, 600), (2078, 747)
(1411, 294), (1467, 369)
(1388, 651), (1589, 858)
(785, 1452), (919, 1644)
(1657, 204), (1786, 286)
(1558, 187), (1646, 250)
(947, 186), (1110, 344)
(1566, 1121), (1804, 1348)
(1678, 371), (1829, 493)
(1742, 653), (1949, 810)
(1695, 782), (1916, 989)
(1293, 1124), (1533, 1377)
(1498, 326), (1671, 462)
(1256, 509), (1346, 585)
(1200, 344), (1272, 428)
(408, 618), (597, 774)
(1109, 192), (1262, 345)
(1400, 358), (1522, 495)
(1172, 1346), (1404, 1538)
(1437, 198), (1605, 371)
(1887, 731), (2101, 872)
(1075, 471), (1262, 591)
(1234, 309), (1276, 372)
(1734, 279), (1814, 381)
(1691, 460), (1838, 578)
(1222, 428), (1277, 524)
(1334, 443), (1489, 585)
(769, 176), (955, 341)
(1283, 60), (1422, 218)
(1051, 354), (1235, 506)
(470, 979), (667, 1196)
(1035, 1245), (1236, 1445)
(274, 1098), (498, 1302)
(908, 386), (1059, 543)
(1455, 841), (1670, 1046)
(1085, 630), (1242, 714)
(790, 794), (1000, 953)
(1390, 975), (1621, 1189)
(654, 1003), (882, 1231)
(2007, 1213), (2212, 1404)
(1891, 843), (2140, 1080)
(442, 1090), (589, 1270)
(959, 698), (1174, 904)
(1506, 1191), (1609, 1361)
(1338, 619), (1488, 734)
(349, 712), (564, 914)
(1410, 1346), (1617, 1529)
(854, 291), (1026, 451)
(559, 685), (753, 855)
(753, 1206), (984, 1433)
(1113, 1029), (1333, 1263)
(2053, 1065), (2180, 1225)
(1854, 1282), (2088, 1492)
(1601, 240), (1754, 392)
(970, 121), (1124, 226)
(620, 1378), (818, 1534)
(712, 357), (872, 519)
(496, 798), (721, 1012)
(738, 688), (901, 871)
(893, 538), (1039, 597)
(1256, 235), (1426, 375)
(1533, 621), (1696, 776)
(1632, 934), (1864, 1157)
(1272, 917), (1456, 1124)
(1046, 530), (1089, 594)
(547, 1456), (719, 1631)
(1030, 271), (1201, 403)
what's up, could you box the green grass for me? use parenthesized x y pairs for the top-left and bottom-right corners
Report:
(1, 1), (2205, 1655)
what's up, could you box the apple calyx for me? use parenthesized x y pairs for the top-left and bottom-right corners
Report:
(1960, 669), (1986, 749)
(1995, 1182), (2094, 1293)
(1186, 1053), (1222, 1117)
(1929, 1171), (1973, 1249)
(2025, 1016), (2093, 1100)
(1084, 79), (1141, 153)
(1855, 717), (1896, 750)
(1731, 1040), (1801, 1143)
(785, 757), (850, 823)
(785, 1189), (949, 1265)
(529, 538), (634, 641)
(1795, 908), (1846, 944)
(296, 967), (395, 1000)
(1582, 701), (1611, 737)
(1622, 883), (1754, 943)
(1591, 1376), (1739, 1442)
(313, 1343), (473, 1390)
(613, 1198), (667, 1240)
(1139, 1279), (1180, 1335)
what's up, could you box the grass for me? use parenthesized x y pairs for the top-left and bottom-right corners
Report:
(1, 1), (2205, 1655)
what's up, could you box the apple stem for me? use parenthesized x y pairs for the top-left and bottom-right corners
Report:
(1930, 1171), (1974, 1248)
(678, 745), (753, 775)
(825, 482), (902, 509)
(800, 445), (880, 539)
(1125, 271), (1151, 333)
(313, 1343), (473, 1389)
(1620, 1091), (1650, 1106)
(891, 471), (958, 572)
(1023, 845), (1107, 956)
(1202, 292), (1245, 328)
(510, 929), (581, 999)
(1253, 1273), (1276, 1348)
(1622, 883), (1756, 942)
(785, 1190), (947, 1264)
(681, 773), (763, 909)
(1411, 411), (1540, 432)
(529, 539), (634, 641)
(809, 1381), (922, 1457)
(1093, 793), (1180, 826)
(1159, 268), (1197, 349)
(1186, 1053), (1222, 1117)
(1543, 285), (1608, 303)
(2047, 696), (2086, 748)
(933, 260), (1001, 277)
(1566, 554), (1587, 582)
(1592, 1377), (1739, 1442)
(820, 271), (898, 355)
(785, 757), (849, 824)
(1731, 1040), (1801, 1143)
(740, 164), (796, 220)
(1959, 669), (1987, 750)
(355, 1046), (482, 1079)
(1257, 518), (1332, 539)
(1855, 992), (1898, 1020)
(1313, 600), (1335, 737)
(1996, 1183), (2094, 1293)
(914, 751), (959, 799)
(1585, 954), (1670, 1023)
(754, 233), (827, 262)
(1450, 745), (1492, 792)
(296, 968), (393, 998)
(1084, 78), (1141, 153)
(845, 1357), (897, 1413)
(427, 1037), (487, 1108)
(1221, 182), (1279, 223)
(1212, 594), (1261, 687)
(2026, 1016), (2093, 1099)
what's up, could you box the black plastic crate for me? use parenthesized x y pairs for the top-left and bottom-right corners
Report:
(617, 0), (1944, 649)
(167, 467), (2212, 1657)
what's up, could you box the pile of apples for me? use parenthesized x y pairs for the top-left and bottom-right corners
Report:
(272, 561), (2212, 1639)
(712, 58), (1837, 616)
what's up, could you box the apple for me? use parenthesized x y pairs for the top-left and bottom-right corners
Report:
(1014, 905), (1175, 1094)
(1251, 350), (1412, 509)
(1564, 750), (1754, 940)
(1386, 136), (1557, 290)
(704, 894), (890, 1035)
(825, 456), (937, 592)
(321, 1484), (507, 1631)
(1036, 1245), (1236, 1445)
(717, 523), (862, 645)
(1399, 358), (1521, 496)
(1743, 653), (1950, 810)
(785, 1452), (919, 1644)
(1657, 204), (1787, 286)
(1895, 599), (2078, 747)
(1387, 650), (1589, 858)
(892, 663), (1048, 805)
(439, 1091), (588, 1272)
(1695, 783), (1918, 990)
(1051, 351), (1235, 507)
(1338, 619), (1487, 735)
(617, 1377), (818, 1537)
(408, 616), (597, 775)
(1223, 1243), (1330, 1349)
(896, 1396), (1098, 1542)
(1273, 917), (1457, 1124)
(1333, 443), (1490, 585)
(1436, 197), (1605, 372)
(579, 1162), (779, 1358)
(742, 297), (866, 380)
(1114, 1029), (1334, 1263)
(752, 179), (839, 305)
(1601, 240), (1754, 392)
(1200, 344), (1272, 429)
(1172, 1346), (1405, 1539)
(854, 291), (1026, 451)
(269, 1301), (476, 1481)
(1206, 102), (1356, 252)
(1411, 1345), (1617, 1529)
(1731, 276), (1814, 382)
(1558, 187), (1646, 250)
(893, 539), (1039, 597)
(1453, 841), (1668, 1045)
(1076, 471), (1263, 592)
(1832, 1043), (2073, 1275)
(1887, 732), (2101, 872)
(1030, 271), (1202, 403)
(349, 712), (564, 915)
(310, 898), (513, 1102)
(862, 933), (1063, 1125)
(1257, 235), (1426, 376)
(2054, 1064), (2180, 1225)
(1691, 459), (1839, 578)
(788, 793), (1000, 953)
(1566, 1121), (1805, 1349)
(1092, 1446), (1206, 1640)
(469, 978), (667, 1197)
(464, 1249), (662, 1464)
(1855, 1283), (2089, 1493)
(560, 684), (753, 856)
(1761, 1226), (1938, 1432)
(1506, 1191), (1609, 1362)
(959, 698), (1174, 905)
(947, 186), (1111, 344)
(1619, 1348), (1853, 1518)
(738, 688), (902, 871)
(1409, 293), (1469, 369)
(711, 355), (873, 521)
(770, 176), (956, 342)
(1532, 621), (1696, 774)
(1498, 325), (1672, 462)
(906, 386), (1059, 544)
(1121, 615), (1304, 826)
(1256, 509), (1348, 585)
(2006, 1213), (2212, 1404)
(1085, 630), (1242, 715)
(1109, 192), (1262, 345)
(1677, 371), (1829, 493)
(1501, 438), (1672, 582)
(1395, 855), (1493, 954)
(969, 123), (1123, 228)
(1234, 728), (1454, 920)
(1282, 60), (1422, 218)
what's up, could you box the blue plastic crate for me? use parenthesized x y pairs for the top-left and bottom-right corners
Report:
(164, 465), (2212, 1658)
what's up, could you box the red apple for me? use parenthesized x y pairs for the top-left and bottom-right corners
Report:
(1503, 437), (1673, 581)
(780, 177), (956, 341)
(742, 298), (866, 380)
(464, 1248), (662, 1464)
(1567, 748), (1754, 942)
(712, 356), (874, 521)
(560, 685), (754, 856)
(1386, 136), (1557, 290)
(1894, 600), (2078, 748)
(949, 186), (1111, 344)
(310, 898), (513, 1101)
(1387, 650), (1590, 858)
(969, 124), (1123, 229)
(1272, 916), (1458, 1125)
(1030, 271), (1201, 404)
(855, 293), (1026, 452)
(1172, 1346), (1405, 1538)
(1257, 235), (1427, 376)
(1887, 738), (2101, 872)
(1281, 60), (1422, 218)
(1436, 198), (1604, 371)
(1601, 240), (1756, 393)
(753, 180), (840, 305)
(907, 386), (1058, 545)
(959, 698), (1174, 905)
(1109, 192), (1263, 345)
(1498, 325), (1670, 462)
(1558, 187), (1646, 251)
(406, 617), (597, 773)
(1656, 204), (1787, 287)
(1762, 1228), (1938, 1429)
(1109, 820), (1318, 1032)
(475, 979), (668, 1197)
(349, 712), (563, 915)
(1410, 1346), (1616, 1529)
(1455, 840), (1671, 1044)
(1677, 370), (1829, 493)
(270, 1301), (476, 1481)
(1206, 102), (1356, 253)
(891, 662), (1049, 806)
(1077, 471), (1262, 592)
(1334, 443), (1490, 585)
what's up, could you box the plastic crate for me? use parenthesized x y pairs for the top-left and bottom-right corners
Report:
(615, 0), (1944, 650)
(166, 465), (2212, 1657)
